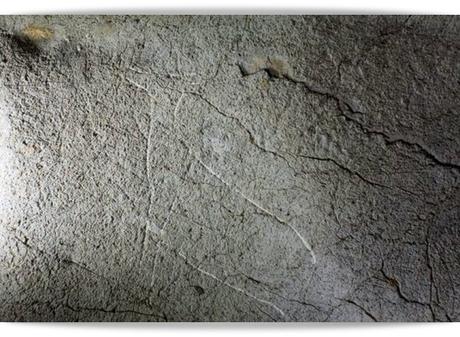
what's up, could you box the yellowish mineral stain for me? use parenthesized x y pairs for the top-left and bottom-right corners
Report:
(21, 25), (54, 42)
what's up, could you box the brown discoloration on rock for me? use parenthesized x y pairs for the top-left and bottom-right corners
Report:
(239, 56), (291, 79)
(386, 276), (399, 288)
(21, 25), (54, 42)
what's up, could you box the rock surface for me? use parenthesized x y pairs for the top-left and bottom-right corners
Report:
(0, 15), (459, 322)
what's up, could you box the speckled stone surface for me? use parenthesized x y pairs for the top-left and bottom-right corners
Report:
(0, 15), (459, 321)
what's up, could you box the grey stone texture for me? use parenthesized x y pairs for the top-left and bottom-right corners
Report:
(0, 15), (459, 322)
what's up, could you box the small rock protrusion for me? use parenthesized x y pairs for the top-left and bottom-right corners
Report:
(238, 55), (292, 79)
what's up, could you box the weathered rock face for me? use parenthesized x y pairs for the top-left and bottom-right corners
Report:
(0, 15), (459, 322)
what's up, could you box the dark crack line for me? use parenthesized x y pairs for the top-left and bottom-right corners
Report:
(65, 303), (167, 321)
(294, 153), (390, 190)
(12, 232), (111, 287)
(8, 229), (163, 316)
(237, 271), (323, 313)
(187, 91), (299, 174)
(241, 68), (460, 171)
(379, 261), (436, 320)
(189, 91), (418, 197)
(342, 299), (378, 322)
(338, 112), (460, 171)
(292, 152), (421, 197)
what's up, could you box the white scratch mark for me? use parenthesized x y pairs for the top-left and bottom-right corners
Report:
(197, 159), (316, 264)
(160, 195), (179, 235)
(125, 77), (155, 98)
(127, 76), (162, 257)
(177, 251), (286, 318)
(144, 99), (162, 236)
(149, 249), (161, 289)
(173, 92), (185, 124)
(154, 119), (316, 264)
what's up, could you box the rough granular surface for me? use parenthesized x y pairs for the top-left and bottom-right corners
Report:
(0, 15), (459, 322)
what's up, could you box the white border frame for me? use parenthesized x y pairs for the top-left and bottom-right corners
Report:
(0, 0), (459, 15)
(1, 1), (459, 336)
